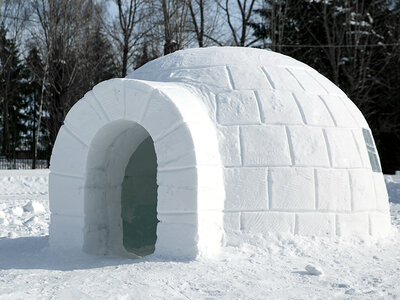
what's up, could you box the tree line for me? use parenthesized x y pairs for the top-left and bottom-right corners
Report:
(0, 0), (399, 173)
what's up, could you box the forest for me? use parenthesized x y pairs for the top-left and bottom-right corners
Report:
(0, 0), (399, 173)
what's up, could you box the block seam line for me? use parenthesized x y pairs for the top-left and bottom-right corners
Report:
(238, 126), (244, 166)
(350, 129), (367, 169)
(253, 90), (265, 123)
(322, 129), (333, 168)
(370, 172), (380, 212)
(340, 96), (361, 126)
(285, 68), (306, 91)
(294, 214), (299, 234)
(63, 125), (89, 149)
(84, 96), (107, 123)
(318, 95), (338, 127)
(153, 120), (185, 143)
(90, 90), (111, 122)
(225, 65), (236, 90)
(267, 168), (272, 210)
(284, 126), (295, 166)
(260, 66), (276, 89)
(50, 171), (85, 179)
(348, 171), (354, 212)
(291, 92), (307, 124)
(139, 90), (155, 124)
(266, 167), (269, 210)
(314, 168), (319, 210)
(305, 70), (330, 94)
(335, 214), (339, 235)
(368, 213), (372, 236)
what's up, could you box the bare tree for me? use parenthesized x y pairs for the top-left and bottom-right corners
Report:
(216, 0), (259, 46)
(108, 0), (146, 77)
(161, 0), (188, 54)
(186, 0), (223, 47)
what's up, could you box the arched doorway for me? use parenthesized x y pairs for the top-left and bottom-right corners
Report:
(49, 78), (225, 259)
(121, 136), (158, 256)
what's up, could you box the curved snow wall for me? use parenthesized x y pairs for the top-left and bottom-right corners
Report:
(49, 79), (225, 259)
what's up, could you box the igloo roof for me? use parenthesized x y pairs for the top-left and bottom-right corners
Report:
(127, 47), (368, 128)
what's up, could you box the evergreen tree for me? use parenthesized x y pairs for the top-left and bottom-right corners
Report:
(250, 0), (400, 173)
(0, 25), (28, 160)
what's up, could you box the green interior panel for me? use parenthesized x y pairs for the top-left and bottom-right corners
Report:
(121, 136), (158, 257)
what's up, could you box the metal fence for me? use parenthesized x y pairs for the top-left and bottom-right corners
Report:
(0, 157), (49, 169)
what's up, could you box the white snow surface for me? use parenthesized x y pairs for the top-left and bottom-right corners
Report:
(1, 169), (400, 299)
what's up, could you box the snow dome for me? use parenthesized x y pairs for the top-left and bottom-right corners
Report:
(49, 47), (391, 259)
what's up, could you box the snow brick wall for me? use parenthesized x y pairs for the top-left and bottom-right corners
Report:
(50, 47), (391, 259)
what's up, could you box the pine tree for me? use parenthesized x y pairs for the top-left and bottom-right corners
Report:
(0, 25), (27, 160)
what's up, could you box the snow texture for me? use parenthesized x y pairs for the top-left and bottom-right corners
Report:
(0, 170), (400, 299)
(50, 47), (390, 259)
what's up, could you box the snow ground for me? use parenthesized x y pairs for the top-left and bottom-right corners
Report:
(0, 170), (400, 299)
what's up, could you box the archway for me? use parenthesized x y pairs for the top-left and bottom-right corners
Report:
(49, 79), (225, 259)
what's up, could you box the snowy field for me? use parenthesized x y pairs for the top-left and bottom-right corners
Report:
(0, 170), (400, 299)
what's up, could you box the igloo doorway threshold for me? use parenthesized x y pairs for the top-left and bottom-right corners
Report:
(49, 79), (225, 260)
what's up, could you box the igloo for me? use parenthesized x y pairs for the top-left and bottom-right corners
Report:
(49, 47), (391, 259)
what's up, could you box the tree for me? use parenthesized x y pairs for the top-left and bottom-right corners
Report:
(250, 0), (400, 173)
(216, 0), (259, 46)
(0, 25), (27, 159)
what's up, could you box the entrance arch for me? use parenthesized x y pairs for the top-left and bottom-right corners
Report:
(49, 79), (225, 259)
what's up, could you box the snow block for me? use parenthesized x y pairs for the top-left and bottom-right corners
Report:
(223, 212), (241, 232)
(241, 212), (295, 234)
(319, 95), (357, 128)
(324, 128), (363, 168)
(84, 187), (107, 224)
(157, 186), (198, 213)
(261, 67), (304, 92)
(154, 123), (196, 168)
(155, 85), (213, 124)
(166, 66), (232, 92)
(50, 214), (84, 251)
(256, 90), (303, 125)
(227, 65), (272, 90)
(288, 126), (330, 167)
(287, 68), (327, 95)
(293, 92), (334, 126)
(63, 96), (107, 144)
(296, 213), (335, 236)
(217, 126), (241, 166)
(307, 70), (347, 96)
(316, 169), (351, 211)
(92, 78), (125, 121)
(50, 126), (88, 176)
(372, 173), (390, 212)
(49, 173), (84, 217)
(158, 166), (223, 189)
(350, 170), (376, 211)
(124, 80), (154, 121)
(336, 213), (369, 236)
(216, 90), (261, 125)
(155, 214), (198, 258)
(140, 90), (183, 139)
(369, 212), (391, 237)
(241, 125), (291, 166)
(224, 168), (268, 210)
(269, 167), (315, 210)
(342, 97), (370, 128)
